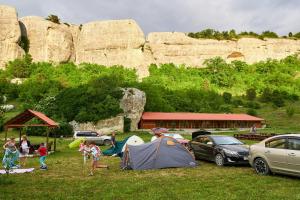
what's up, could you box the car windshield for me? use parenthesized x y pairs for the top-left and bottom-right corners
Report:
(212, 136), (243, 145)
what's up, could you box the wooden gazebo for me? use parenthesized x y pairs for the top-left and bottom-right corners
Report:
(4, 109), (59, 151)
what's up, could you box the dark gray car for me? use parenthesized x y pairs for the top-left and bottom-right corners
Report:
(189, 135), (249, 166)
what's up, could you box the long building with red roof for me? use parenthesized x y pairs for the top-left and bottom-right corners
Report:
(139, 112), (264, 129)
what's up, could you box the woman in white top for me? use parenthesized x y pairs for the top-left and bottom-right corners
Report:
(19, 135), (31, 167)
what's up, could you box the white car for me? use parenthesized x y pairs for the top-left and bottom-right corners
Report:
(249, 134), (300, 177)
(73, 131), (112, 146)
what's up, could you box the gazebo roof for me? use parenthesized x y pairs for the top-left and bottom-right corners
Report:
(4, 109), (59, 129)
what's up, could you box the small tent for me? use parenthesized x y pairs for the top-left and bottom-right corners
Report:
(122, 136), (196, 170)
(103, 135), (144, 157)
(121, 135), (144, 152)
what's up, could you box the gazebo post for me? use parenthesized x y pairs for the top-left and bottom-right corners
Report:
(19, 128), (22, 145)
(53, 128), (57, 152)
(4, 128), (8, 142)
(46, 128), (49, 151)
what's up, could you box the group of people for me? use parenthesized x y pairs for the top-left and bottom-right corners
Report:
(2, 135), (48, 172)
(79, 140), (109, 176)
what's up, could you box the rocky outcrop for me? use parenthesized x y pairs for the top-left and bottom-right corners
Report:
(70, 115), (124, 134)
(0, 5), (24, 68)
(147, 32), (300, 67)
(1, 5), (300, 77)
(76, 19), (148, 75)
(120, 88), (146, 131)
(19, 16), (75, 63)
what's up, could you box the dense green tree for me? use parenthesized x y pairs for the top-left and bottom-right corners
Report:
(6, 54), (33, 78)
(246, 88), (256, 100)
(261, 31), (278, 38)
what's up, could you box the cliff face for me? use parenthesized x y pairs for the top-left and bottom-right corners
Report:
(0, 5), (24, 68)
(1, 5), (300, 76)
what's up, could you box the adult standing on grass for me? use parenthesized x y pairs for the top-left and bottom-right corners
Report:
(111, 131), (116, 147)
(250, 124), (257, 134)
(19, 135), (31, 167)
(2, 138), (19, 170)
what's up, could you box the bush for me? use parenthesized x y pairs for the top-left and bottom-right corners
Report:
(6, 54), (33, 78)
(286, 106), (295, 118)
(246, 88), (256, 101)
(223, 92), (232, 104)
(219, 104), (232, 113)
(49, 122), (74, 137)
(260, 88), (273, 103)
(247, 108), (258, 116)
(232, 99), (244, 107)
(25, 126), (47, 136)
(246, 101), (261, 109)
(261, 31), (278, 38)
(272, 90), (285, 107)
(46, 15), (60, 24)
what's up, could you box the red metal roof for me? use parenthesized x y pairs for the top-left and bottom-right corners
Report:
(141, 112), (264, 121)
(4, 109), (59, 129)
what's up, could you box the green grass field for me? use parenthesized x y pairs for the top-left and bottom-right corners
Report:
(0, 132), (299, 200)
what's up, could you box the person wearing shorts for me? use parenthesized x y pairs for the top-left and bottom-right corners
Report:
(89, 142), (100, 176)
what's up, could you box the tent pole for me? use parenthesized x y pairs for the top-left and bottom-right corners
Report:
(53, 128), (57, 152)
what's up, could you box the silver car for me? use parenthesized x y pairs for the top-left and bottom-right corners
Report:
(73, 131), (112, 146)
(249, 134), (300, 177)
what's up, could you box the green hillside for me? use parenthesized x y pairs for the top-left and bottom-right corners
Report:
(1, 54), (300, 133)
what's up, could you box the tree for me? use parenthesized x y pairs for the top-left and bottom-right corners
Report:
(247, 108), (257, 116)
(46, 15), (60, 24)
(288, 32), (293, 37)
(246, 88), (256, 101)
(261, 31), (278, 38)
(223, 92), (232, 104)
(6, 54), (33, 78)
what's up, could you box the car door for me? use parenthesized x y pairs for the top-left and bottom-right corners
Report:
(286, 137), (300, 174)
(190, 136), (204, 159)
(200, 136), (215, 161)
(190, 136), (214, 160)
(264, 138), (288, 171)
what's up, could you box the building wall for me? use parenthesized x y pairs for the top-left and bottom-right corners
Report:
(139, 120), (262, 129)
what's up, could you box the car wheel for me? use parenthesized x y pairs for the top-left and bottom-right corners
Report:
(103, 139), (111, 146)
(253, 157), (270, 175)
(215, 153), (224, 166)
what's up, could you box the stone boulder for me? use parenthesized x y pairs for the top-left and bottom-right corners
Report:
(19, 16), (75, 63)
(70, 115), (124, 134)
(120, 88), (146, 131)
(0, 5), (24, 68)
(76, 19), (146, 72)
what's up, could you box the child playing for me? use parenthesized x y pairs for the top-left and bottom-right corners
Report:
(89, 142), (108, 176)
(79, 140), (90, 164)
(37, 143), (48, 170)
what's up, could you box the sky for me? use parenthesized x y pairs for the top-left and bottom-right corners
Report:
(1, 0), (300, 35)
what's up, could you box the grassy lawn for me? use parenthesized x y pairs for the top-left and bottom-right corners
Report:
(0, 132), (299, 200)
